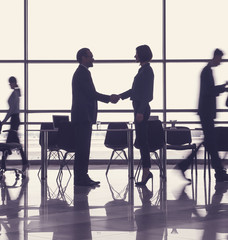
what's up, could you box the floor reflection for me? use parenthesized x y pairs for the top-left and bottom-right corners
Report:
(135, 185), (166, 240)
(0, 166), (227, 239)
(0, 176), (28, 240)
(201, 182), (228, 240)
(104, 175), (135, 231)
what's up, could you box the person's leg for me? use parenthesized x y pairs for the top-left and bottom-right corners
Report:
(200, 116), (228, 181)
(200, 117), (223, 171)
(10, 114), (29, 167)
(74, 123), (92, 183)
(134, 107), (152, 183)
(136, 120), (151, 168)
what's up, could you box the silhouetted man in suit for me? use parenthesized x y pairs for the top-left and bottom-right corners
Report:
(176, 49), (228, 182)
(71, 48), (118, 186)
(199, 48), (228, 182)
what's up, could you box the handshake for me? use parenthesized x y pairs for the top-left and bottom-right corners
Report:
(110, 94), (120, 104)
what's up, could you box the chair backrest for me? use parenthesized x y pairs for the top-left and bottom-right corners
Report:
(215, 127), (228, 151)
(104, 122), (128, 150)
(39, 122), (58, 149)
(148, 120), (165, 151)
(57, 122), (76, 152)
(134, 120), (165, 152)
(52, 115), (69, 129)
(167, 126), (192, 145)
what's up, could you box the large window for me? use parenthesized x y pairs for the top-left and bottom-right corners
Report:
(1, 1), (228, 160)
(166, 0), (228, 59)
(0, 0), (24, 60)
(28, 0), (162, 60)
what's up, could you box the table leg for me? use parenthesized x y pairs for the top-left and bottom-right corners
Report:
(41, 131), (48, 180)
(128, 178), (134, 222)
(161, 146), (167, 180)
(127, 129), (134, 179)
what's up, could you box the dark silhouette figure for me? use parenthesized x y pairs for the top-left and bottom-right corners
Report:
(119, 45), (154, 185)
(1, 77), (28, 173)
(175, 49), (228, 182)
(71, 48), (118, 187)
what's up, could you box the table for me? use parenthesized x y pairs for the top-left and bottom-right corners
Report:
(39, 128), (135, 180)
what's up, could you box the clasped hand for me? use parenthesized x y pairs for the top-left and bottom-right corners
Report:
(110, 94), (120, 104)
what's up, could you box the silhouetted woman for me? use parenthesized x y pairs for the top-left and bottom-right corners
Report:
(1, 76), (28, 171)
(119, 45), (154, 185)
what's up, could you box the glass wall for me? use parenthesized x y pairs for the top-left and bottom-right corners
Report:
(0, 0), (24, 60)
(166, 0), (228, 59)
(28, 0), (162, 60)
(1, 1), (228, 160)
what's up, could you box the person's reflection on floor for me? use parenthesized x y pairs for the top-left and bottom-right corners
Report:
(73, 186), (94, 240)
(50, 185), (95, 240)
(135, 185), (165, 240)
(201, 182), (228, 240)
(0, 177), (28, 240)
(167, 182), (201, 233)
(44, 193), (71, 240)
(104, 177), (132, 231)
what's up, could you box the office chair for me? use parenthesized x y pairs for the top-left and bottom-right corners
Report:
(39, 122), (64, 164)
(57, 122), (76, 178)
(134, 120), (165, 181)
(166, 126), (197, 178)
(38, 122), (64, 178)
(0, 130), (26, 180)
(104, 122), (129, 175)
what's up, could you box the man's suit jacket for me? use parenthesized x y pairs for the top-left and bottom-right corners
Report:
(198, 64), (225, 119)
(71, 65), (110, 124)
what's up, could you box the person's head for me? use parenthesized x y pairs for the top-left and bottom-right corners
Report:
(76, 48), (94, 68)
(211, 48), (224, 67)
(135, 45), (153, 64)
(8, 76), (18, 89)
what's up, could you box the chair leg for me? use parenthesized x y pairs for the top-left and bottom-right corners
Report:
(195, 149), (198, 175)
(60, 152), (72, 175)
(154, 152), (162, 173)
(57, 152), (68, 180)
(122, 150), (128, 162)
(57, 150), (64, 161)
(191, 150), (194, 175)
(191, 149), (198, 179)
(150, 151), (163, 178)
(134, 159), (142, 182)
(204, 149), (211, 181)
(208, 153), (211, 180)
(47, 151), (52, 165)
(106, 150), (115, 175)
(204, 149), (207, 179)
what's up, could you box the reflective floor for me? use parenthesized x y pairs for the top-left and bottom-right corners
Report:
(0, 164), (228, 240)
